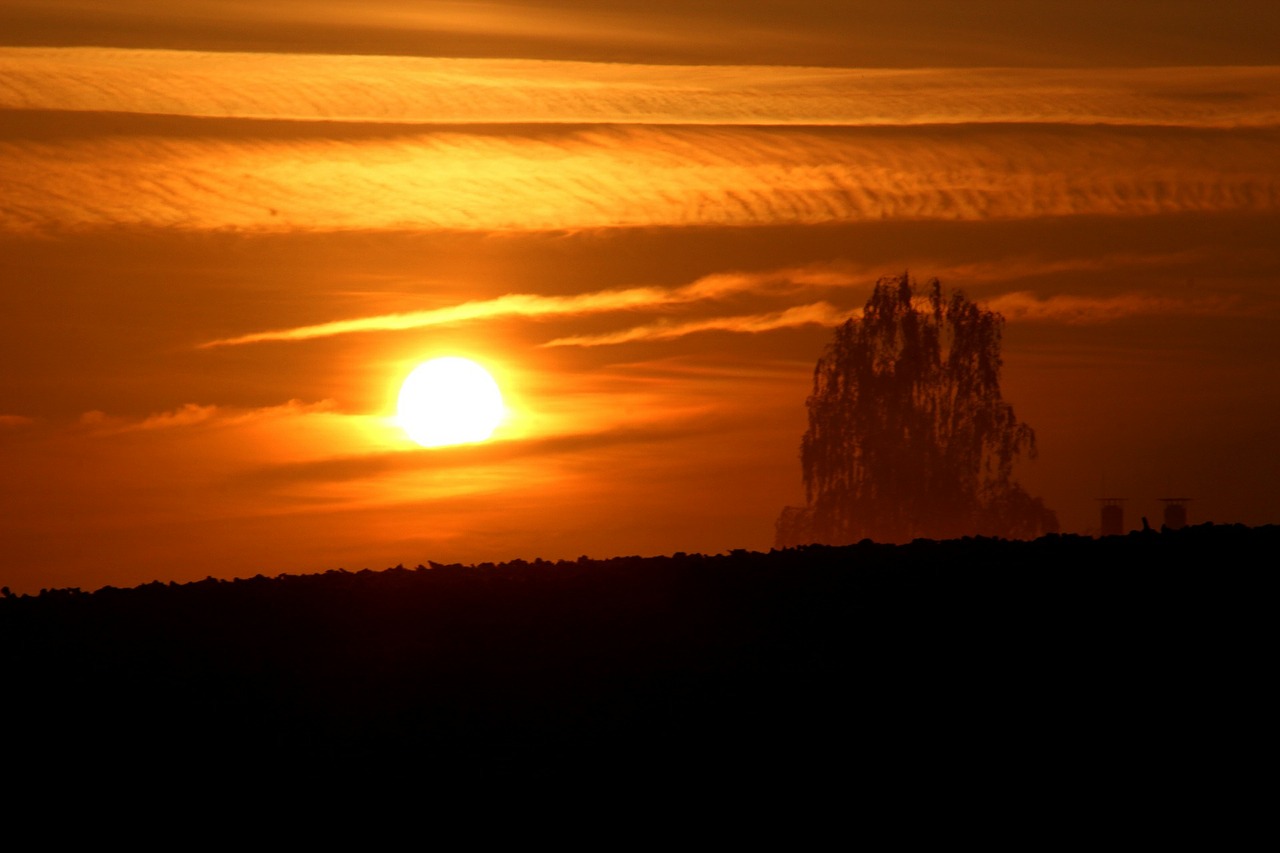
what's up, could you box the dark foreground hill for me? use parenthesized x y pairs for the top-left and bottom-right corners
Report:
(2, 524), (1272, 787)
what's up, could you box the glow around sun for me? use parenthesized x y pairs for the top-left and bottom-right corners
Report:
(396, 357), (506, 448)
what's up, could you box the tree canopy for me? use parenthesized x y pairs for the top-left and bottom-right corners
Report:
(777, 273), (1056, 546)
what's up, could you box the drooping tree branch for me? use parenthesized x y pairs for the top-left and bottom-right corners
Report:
(780, 273), (1055, 546)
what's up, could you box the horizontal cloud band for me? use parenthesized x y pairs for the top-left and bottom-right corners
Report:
(203, 260), (1242, 351)
(4, 123), (1278, 234)
(200, 268), (842, 347)
(4, 48), (1278, 128)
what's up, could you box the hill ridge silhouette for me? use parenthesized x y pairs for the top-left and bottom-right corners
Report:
(3, 523), (1272, 785)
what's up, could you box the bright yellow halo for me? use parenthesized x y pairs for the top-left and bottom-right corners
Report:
(397, 357), (505, 448)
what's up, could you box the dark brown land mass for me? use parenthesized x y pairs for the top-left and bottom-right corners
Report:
(3, 524), (1270, 790)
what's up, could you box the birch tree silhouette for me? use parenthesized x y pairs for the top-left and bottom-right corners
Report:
(777, 273), (1056, 546)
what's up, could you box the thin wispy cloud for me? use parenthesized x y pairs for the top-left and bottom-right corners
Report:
(4, 123), (1278, 234)
(78, 399), (339, 435)
(200, 268), (840, 347)
(135, 403), (219, 431)
(199, 254), (1243, 352)
(541, 303), (847, 347)
(985, 291), (1239, 324)
(918, 251), (1216, 287)
(3, 48), (1277, 127)
(202, 291), (654, 347)
(542, 292), (1242, 348)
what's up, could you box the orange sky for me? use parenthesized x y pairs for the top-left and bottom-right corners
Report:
(2, 2), (1278, 593)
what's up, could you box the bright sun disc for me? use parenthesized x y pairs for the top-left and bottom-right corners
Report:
(397, 357), (505, 448)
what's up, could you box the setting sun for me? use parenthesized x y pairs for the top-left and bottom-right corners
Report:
(2, 2), (1279, 596)
(397, 357), (506, 448)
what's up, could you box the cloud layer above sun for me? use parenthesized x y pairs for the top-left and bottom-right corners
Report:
(2, 49), (1278, 235)
(3, 3), (1278, 594)
(5, 49), (1279, 127)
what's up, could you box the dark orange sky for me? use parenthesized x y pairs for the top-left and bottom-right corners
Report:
(2, 2), (1278, 593)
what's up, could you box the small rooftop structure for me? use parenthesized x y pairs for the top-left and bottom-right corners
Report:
(1158, 498), (1191, 530)
(1097, 498), (1126, 537)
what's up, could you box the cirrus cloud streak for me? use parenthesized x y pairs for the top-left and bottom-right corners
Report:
(199, 267), (850, 347)
(541, 302), (847, 347)
(4, 48), (1278, 127)
(199, 257), (1253, 353)
(4, 123), (1278, 235)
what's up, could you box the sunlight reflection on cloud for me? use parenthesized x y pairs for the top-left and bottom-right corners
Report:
(5, 124), (1278, 235)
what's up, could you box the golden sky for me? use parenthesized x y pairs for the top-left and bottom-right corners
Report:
(2, 1), (1278, 592)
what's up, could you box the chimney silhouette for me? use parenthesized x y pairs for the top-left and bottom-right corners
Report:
(1158, 498), (1190, 530)
(1098, 498), (1126, 537)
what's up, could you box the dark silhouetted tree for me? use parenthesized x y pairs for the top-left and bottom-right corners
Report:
(776, 273), (1056, 546)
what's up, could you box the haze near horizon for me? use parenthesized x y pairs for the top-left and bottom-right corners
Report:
(2, 1), (1278, 593)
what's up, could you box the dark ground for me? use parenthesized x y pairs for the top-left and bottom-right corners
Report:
(2, 524), (1271, 789)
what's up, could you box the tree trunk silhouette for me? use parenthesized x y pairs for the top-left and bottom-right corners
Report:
(779, 273), (1056, 546)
